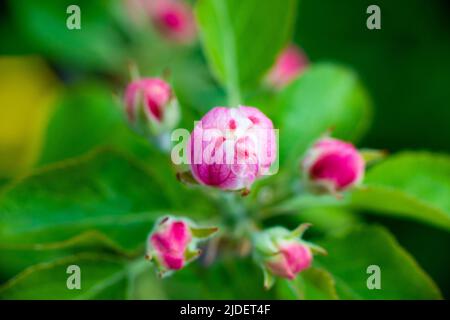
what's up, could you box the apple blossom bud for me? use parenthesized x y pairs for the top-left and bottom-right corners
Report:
(266, 44), (308, 89)
(150, 0), (196, 44)
(188, 106), (277, 192)
(302, 137), (365, 194)
(265, 242), (312, 280)
(146, 216), (218, 276)
(253, 224), (324, 288)
(123, 77), (179, 136)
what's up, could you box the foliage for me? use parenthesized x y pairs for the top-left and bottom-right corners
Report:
(0, 0), (448, 300)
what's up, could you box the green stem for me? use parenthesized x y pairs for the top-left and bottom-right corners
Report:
(213, 0), (241, 107)
(126, 257), (149, 299)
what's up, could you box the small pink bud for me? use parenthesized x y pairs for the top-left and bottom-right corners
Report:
(266, 44), (308, 89)
(123, 78), (179, 135)
(150, 0), (196, 44)
(188, 106), (277, 191)
(253, 224), (323, 287)
(149, 217), (192, 270)
(266, 241), (312, 280)
(302, 137), (365, 194)
(147, 216), (218, 275)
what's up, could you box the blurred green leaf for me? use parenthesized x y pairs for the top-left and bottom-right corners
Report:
(0, 253), (128, 299)
(162, 257), (274, 299)
(36, 82), (217, 220)
(277, 63), (372, 167)
(9, 0), (126, 71)
(38, 83), (127, 165)
(196, 0), (297, 100)
(276, 267), (339, 300)
(350, 152), (450, 231)
(316, 225), (442, 299)
(0, 231), (138, 281)
(0, 149), (173, 275)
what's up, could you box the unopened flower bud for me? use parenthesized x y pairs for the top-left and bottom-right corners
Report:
(253, 224), (324, 288)
(302, 137), (365, 194)
(188, 106), (277, 192)
(266, 44), (308, 89)
(124, 77), (180, 136)
(146, 216), (218, 276)
(150, 0), (196, 44)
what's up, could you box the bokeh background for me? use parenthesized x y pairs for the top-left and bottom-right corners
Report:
(0, 0), (449, 297)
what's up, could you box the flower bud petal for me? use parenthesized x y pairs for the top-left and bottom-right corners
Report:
(302, 137), (365, 194)
(266, 44), (308, 89)
(188, 106), (277, 191)
(146, 216), (218, 275)
(265, 241), (312, 280)
(123, 77), (179, 136)
(253, 225), (320, 287)
(150, 0), (197, 44)
(149, 218), (192, 271)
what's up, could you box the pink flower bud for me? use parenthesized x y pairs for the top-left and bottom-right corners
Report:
(265, 241), (312, 280)
(150, 0), (196, 44)
(123, 78), (179, 135)
(146, 216), (218, 275)
(124, 78), (170, 122)
(266, 44), (308, 89)
(302, 137), (365, 193)
(188, 106), (277, 191)
(253, 224), (323, 287)
(149, 217), (192, 270)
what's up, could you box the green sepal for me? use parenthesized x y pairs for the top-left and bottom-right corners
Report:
(290, 223), (312, 239)
(263, 266), (275, 290)
(190, 226), (219, 239)
(184, 248), (202, 263)
(360, 148), (388, 165)
(302, 241), (327, 256)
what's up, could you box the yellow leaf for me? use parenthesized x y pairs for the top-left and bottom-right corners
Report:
(0, 56), (60, 178)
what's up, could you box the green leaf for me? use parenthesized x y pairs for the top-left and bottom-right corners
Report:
(277, 63), (372, 167)
(162, 258), (275, 299)
(195, 0), (298, 102)
(276, 267), (339, 300)
(38, 83), (128, 165)
(0, 253), (128, 299)
(350, 152), (450, 231)
(36, 82), (216, 220)
(0, 149), (173, 277)
(316, 225), (442, 299)
(9, 0), (126, 71)
(0, 230), (140, 281)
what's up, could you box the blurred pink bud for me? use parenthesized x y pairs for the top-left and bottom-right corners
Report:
(150, 0), (196, 44)
(188, 106), (277, 191)
(149, 217), (192, 270)
(266, 44), (308, 89)
(266, 241), (312, 280)
(302, 137), (365, 193)
(124, 77), (171, 123)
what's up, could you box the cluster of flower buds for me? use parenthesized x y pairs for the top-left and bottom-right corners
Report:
(188, 106), (277, 193)
(266, 44), (308, 89)
(146, 216), (218, 276)
(302, 137), (365, 195)
(253, 223), (325, 289)
(123, 77), (180, 148)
